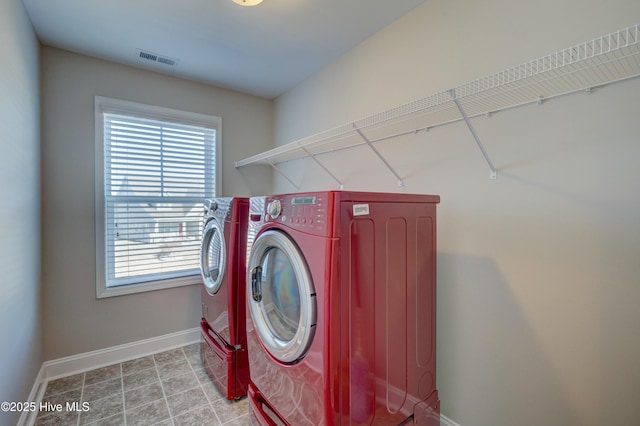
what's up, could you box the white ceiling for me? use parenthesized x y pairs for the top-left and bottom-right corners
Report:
(23, 0), (425, 99)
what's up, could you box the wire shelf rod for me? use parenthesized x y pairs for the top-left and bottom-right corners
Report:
(449, 89), (498, 179)
(235, 24), (640, 176)
(262, 68), (639, 170)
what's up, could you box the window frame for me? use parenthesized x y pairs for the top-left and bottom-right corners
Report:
(94, 96), (221, 298)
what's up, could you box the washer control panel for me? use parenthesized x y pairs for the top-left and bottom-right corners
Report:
(203, 198), (233, 223)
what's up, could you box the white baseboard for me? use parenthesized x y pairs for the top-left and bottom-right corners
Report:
(18, 327), (200, 426)
(41, 327), (200, 381)
(441, 413), (462, 426)
(372, 375), (461, 426)
(17, 365), (47, 426)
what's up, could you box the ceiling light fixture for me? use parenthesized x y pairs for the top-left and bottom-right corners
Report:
(232, 0), (263, 6)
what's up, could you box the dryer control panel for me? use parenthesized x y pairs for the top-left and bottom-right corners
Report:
(264, 194), (331, 236)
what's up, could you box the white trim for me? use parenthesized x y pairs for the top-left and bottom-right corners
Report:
(17, 365), (46, 426)
(94, 95), (222, 299)
(96, 274), (202, 299)
(372, 376), (462, 426)
(18, 328), (200, 426)
(441, 413), (462, 426)
(43, 327), (200, 380)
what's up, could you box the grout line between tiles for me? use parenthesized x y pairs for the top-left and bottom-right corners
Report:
(120, 362), (127, 426)
(76, 373), (85, 426)
(185, 344), (224, 425)
(153, 350), (176, 426)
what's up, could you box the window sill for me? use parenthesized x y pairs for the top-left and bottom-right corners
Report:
(96, 274), (202, 299)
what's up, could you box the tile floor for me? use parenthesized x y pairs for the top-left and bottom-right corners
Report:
(35, 343), (250, 425)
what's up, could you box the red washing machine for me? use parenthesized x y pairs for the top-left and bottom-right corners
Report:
(200, 197), (250, 400)
(245, 191), (440, 425)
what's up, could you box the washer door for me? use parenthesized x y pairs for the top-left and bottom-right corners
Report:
(248, 229), (316, 364)
(200, 218), (226, 295)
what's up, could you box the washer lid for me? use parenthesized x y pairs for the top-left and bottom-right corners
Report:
(248, 229), (316, 363)
(200, 218), (226, 294)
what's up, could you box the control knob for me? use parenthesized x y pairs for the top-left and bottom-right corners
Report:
(267, 199), (282, 219)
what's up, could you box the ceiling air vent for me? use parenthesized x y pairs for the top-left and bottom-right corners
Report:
(135, 49), (178, 67)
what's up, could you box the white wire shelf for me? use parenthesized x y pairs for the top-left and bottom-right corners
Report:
(235, 24), (640, 183)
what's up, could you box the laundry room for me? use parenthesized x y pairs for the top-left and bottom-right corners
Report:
(2, 0), (640, 425)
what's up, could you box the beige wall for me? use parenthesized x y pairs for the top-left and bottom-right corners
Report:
(0, 0), (41, 424)
(273, 0), (640, 425)
(40, 47), (272, 360)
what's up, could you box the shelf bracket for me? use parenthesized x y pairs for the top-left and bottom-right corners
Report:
(269, 163), (301, 191)
(449, 89), (498, 180)
(299, 144), (344, 189)
(353, 124), (404, 187)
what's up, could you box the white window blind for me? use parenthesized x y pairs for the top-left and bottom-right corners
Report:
(95, 97), (219, 296)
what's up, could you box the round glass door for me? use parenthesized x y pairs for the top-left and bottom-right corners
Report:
(248, 230), (316, 363)
(200, 219), (226, 294)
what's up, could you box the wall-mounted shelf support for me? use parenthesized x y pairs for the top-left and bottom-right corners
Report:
(270, 163), (300, 191)
(354, 124), (404, 187)
(299, 144), (344, 189)
(449, 89), (498, 180)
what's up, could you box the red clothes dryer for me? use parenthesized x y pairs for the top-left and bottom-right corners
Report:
(200, 197), (250, 400)
(245, 191), (440, 425)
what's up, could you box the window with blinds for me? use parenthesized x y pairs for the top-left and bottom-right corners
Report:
(95, 97), (220, 297)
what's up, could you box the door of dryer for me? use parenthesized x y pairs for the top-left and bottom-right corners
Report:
(247, 229), (316, 364)
(200, 217), (226, 295)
